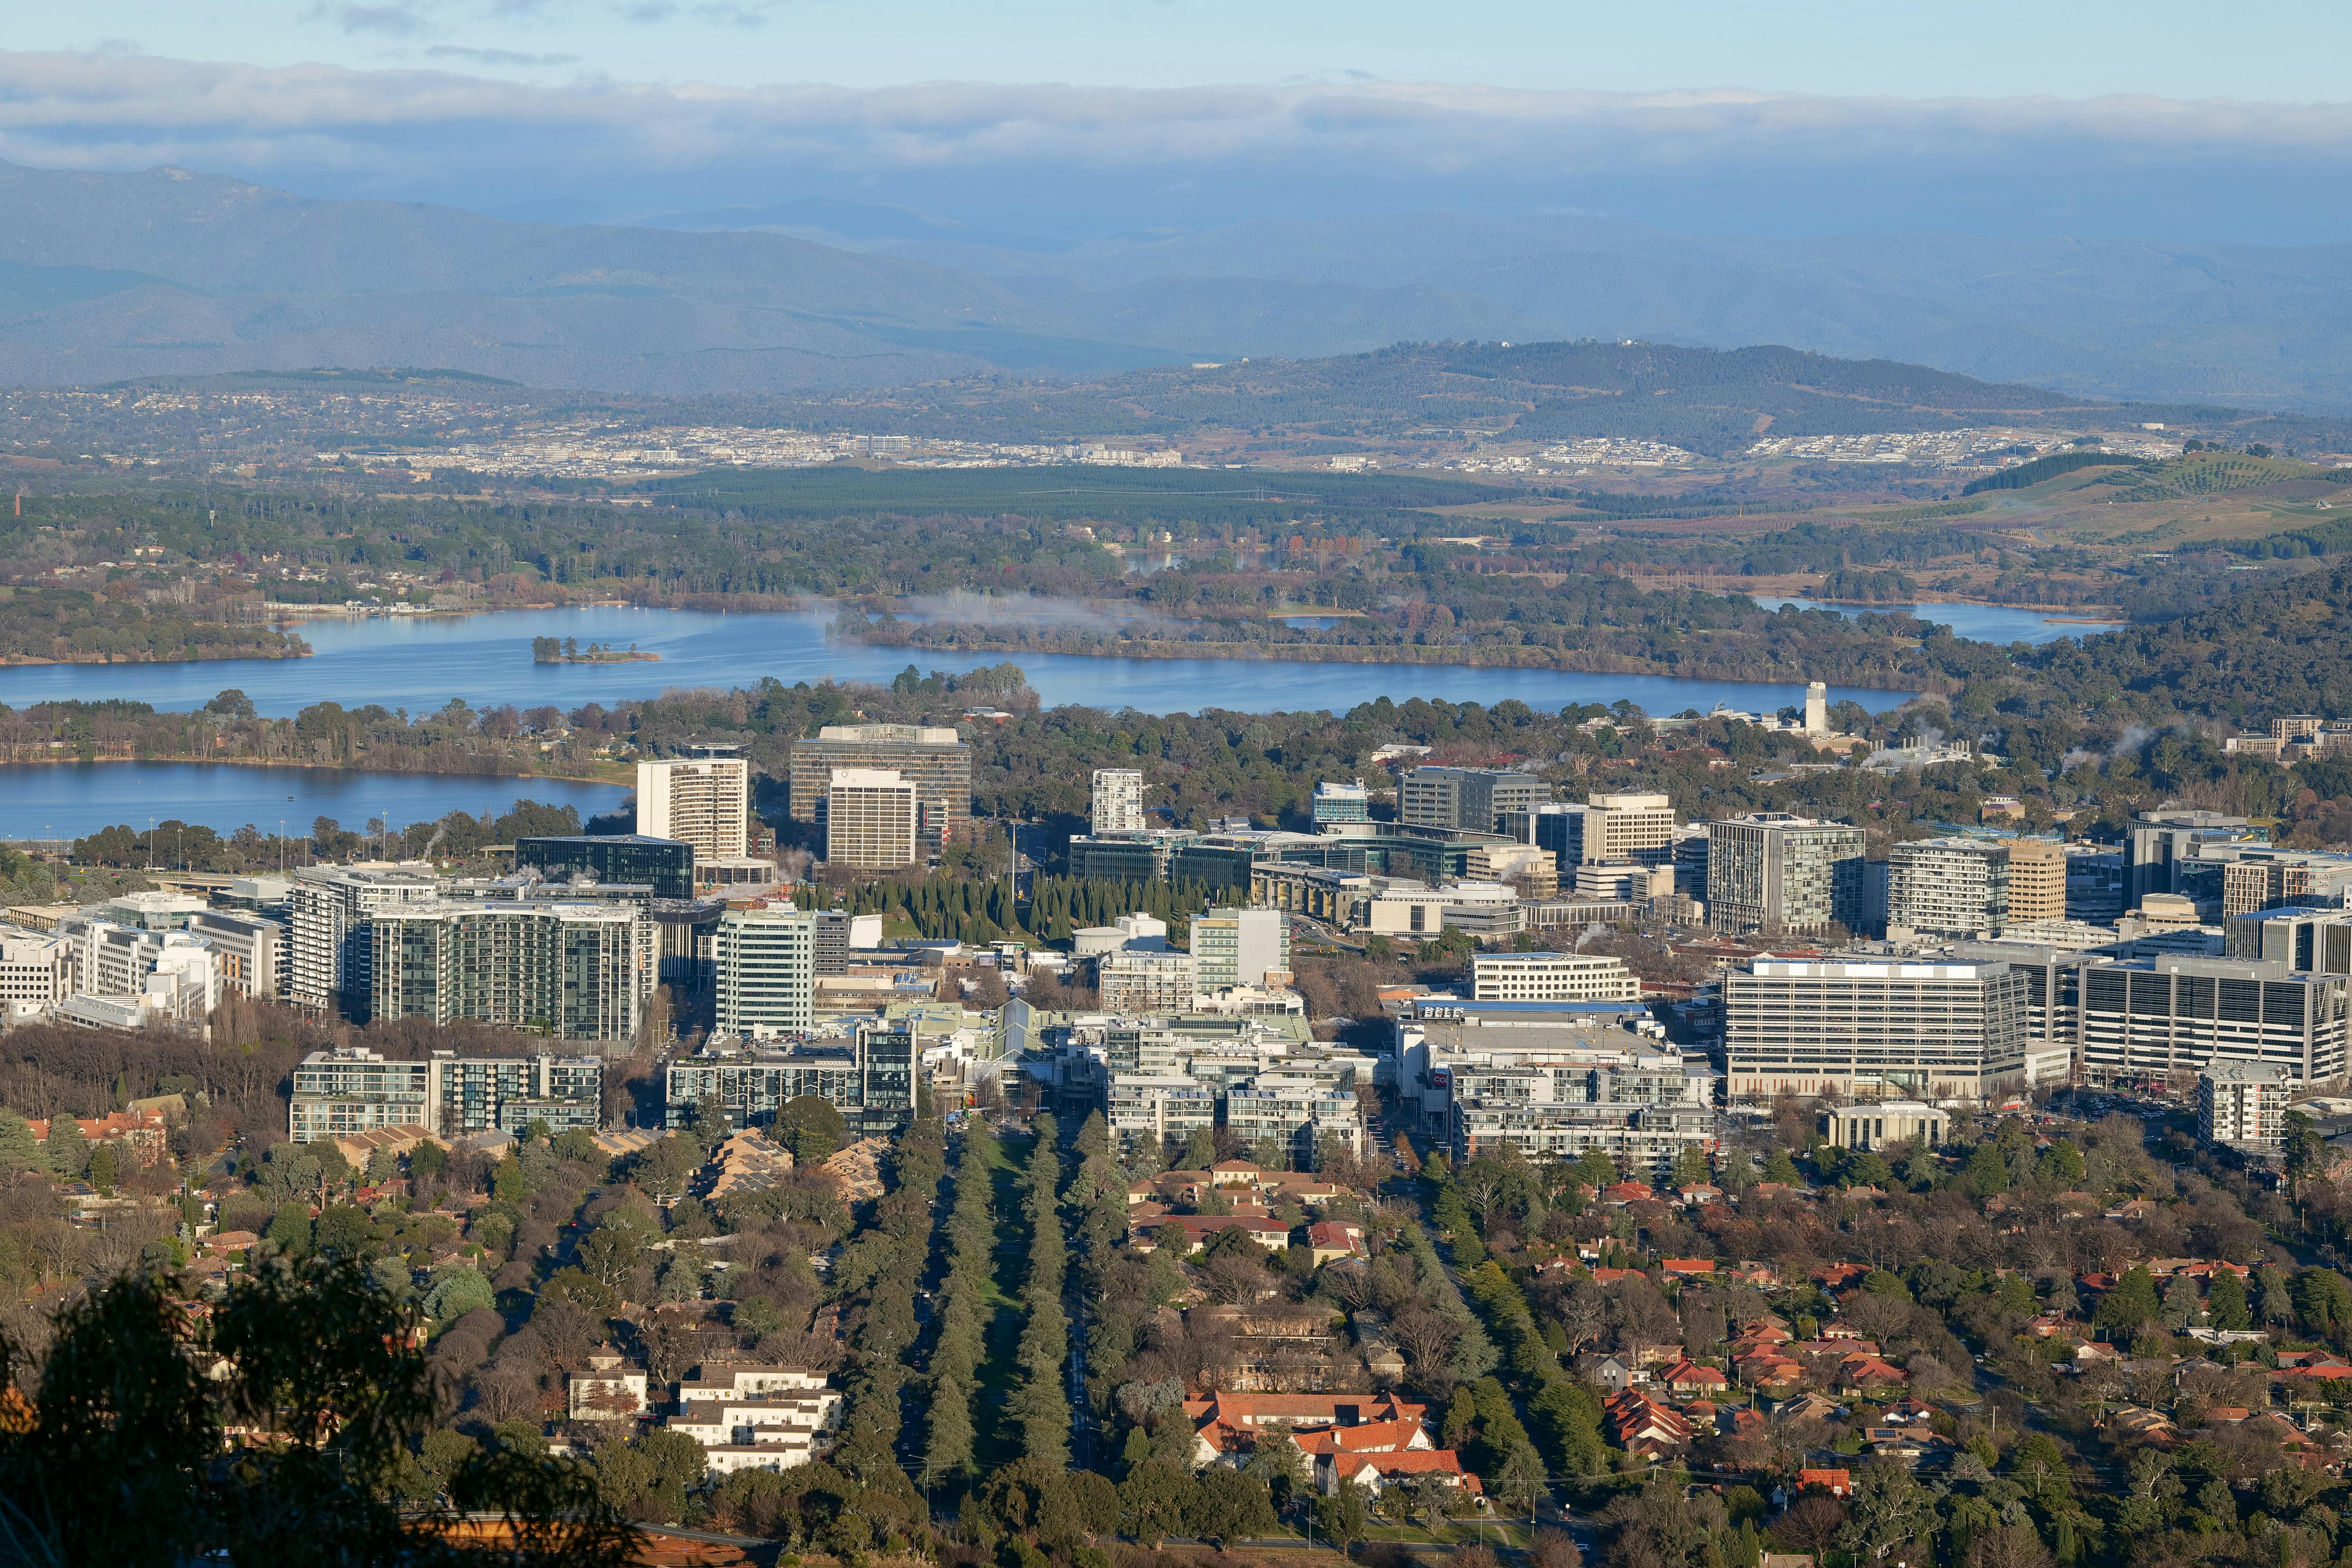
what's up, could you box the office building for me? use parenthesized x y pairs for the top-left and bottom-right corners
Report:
(288, 1045), (603, 1143)
(185, 907), (287, 1002)
(288, 866), (440, 1020)
(2227, 905), (2352, 971)
(370, 901), (652, 1044)
(1818, 1100), (1948, 1151)
(2006, 840), (2067, 925)
(1191, 907), (1292, 991)
(2198, 1060), (2291, 1155)
(1470, 951), (1642, 1002)
(1705, 815), (1866, 935)
(2065, 847), (2127, 923)
(2221, 851), (2352, 919)
(1672, 826), (1710, 900)
(637, 752), (752, 862)
(1092, 769), (1146, 835)
(0, 926), (69, 1016)
(2125, 806), (2258, 908)
(1725, 958), (2032, 1103)
(788, 724), (971, 853)
(1311, 781), (1371, 826)
(822, 769), (919, 869)
(1581, 793), (1679, 866)
(1400, 768), (1548, 834)
(714, 905), (820, 1039)
(1887, 838), (2011, 938)
(2020, 953), (2352, 1087)
(516, 835), (695, 901)
(664, 1021), (917, 1138)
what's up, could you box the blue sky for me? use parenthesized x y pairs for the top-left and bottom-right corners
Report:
(5, 3), (2352, 244)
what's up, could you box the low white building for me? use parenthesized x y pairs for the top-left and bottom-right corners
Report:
(1470, 951), (1641, 1003)
(659, 1366), (842, 1475)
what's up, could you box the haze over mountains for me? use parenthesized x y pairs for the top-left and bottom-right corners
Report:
(4, 159), (2352, 410)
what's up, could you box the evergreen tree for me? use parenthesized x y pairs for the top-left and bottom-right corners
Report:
(0, 1108), (45, 1175)
(45, 1113), (89, 1178)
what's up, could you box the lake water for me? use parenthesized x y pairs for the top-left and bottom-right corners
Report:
(1747, 598), (2118, 645)
(0, 761), (627, 841)
(0, 606), (1916, 720)
(0, 606), (1921, 837)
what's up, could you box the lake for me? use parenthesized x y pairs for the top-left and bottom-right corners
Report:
(1748, 598), (2118, 645)
(0, 606), (1916, 720)
(0, 761), (627, 842)
(0, 606), (1921, 837)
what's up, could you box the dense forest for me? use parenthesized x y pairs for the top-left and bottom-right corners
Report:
(0, 583), (305, 663)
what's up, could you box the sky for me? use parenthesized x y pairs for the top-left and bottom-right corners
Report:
(5, 2), (2352, 245)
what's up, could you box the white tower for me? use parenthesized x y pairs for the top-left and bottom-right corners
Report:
(1804, 681), (1829, 736)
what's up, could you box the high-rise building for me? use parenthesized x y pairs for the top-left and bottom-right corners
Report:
(1400, 768), (1549, 834)
(1705, 815), (1866, 935)
(715, 904), (819, 1039)
(1726, 958), (2032, 1103)
(2220, 850), (2352, 919)
(288, 1045), (603, 1143)
(1887, 838), (2012, 937)
(370, 901), (652, 1044)
(515, 834), (695, 900)
(636, 753), (751, 862)
(822, 769), (919, 869)
(2199, 1060), (2290, 1154)
(2005, 840), (2067, 925)
(1804, 681), (1829, 735)
(2227, 905), (2352, 971)
(1191, 907), (1291, 991)
(2015, 952), (2352, 1087)
(289, 866), (440, 1020)
(2125, 806), (2257, 908)
(1581, 793), (1678, 866)
(788, 724), (971, 852)
(1091, 769), (1146, 835)
(1311, 781), (1372, 826)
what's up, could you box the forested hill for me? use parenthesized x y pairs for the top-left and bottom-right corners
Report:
(2026, 561), (2352, 719)
(740, 339), (2107, 455)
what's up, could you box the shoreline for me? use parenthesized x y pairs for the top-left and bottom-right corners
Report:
(837, 630), (1939, 693)
(0, 755), (631, 787)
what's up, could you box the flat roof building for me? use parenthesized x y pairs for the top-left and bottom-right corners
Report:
(1887, 838), (2011, 938)
(516, 834), (695, 901)
(822, 768), (919, 870)
(1470, 951), (1641, 1003)
(788, 724), (971, 854)
(1726, 958), (2031, 1104)
(637, 756), (751, 862)
(1706, 815), (1865, 935)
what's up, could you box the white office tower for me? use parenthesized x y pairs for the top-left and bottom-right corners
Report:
(637, 754), (751, 861)
(1804, 681), (1829, 735)
(1091, 769), (1147, 835)
(823, 768), (919, 869)
(1726, 958), (2031, 1105)
(715, 905), (818, 1038)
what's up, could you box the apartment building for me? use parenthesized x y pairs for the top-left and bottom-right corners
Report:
(714, 904), (819, 1039)
(637, 752), (752, 862)
(1226, 1077), (1365, 1165)
(289, 866), (440, 1020)
(1887, 838), (2011, 938)
(1191, 907), (1292, 991)
(515, 834), (696, 900)
(1400, 768), (1548, 834)
(1099, 949), (1199, 1013)
(664, 1020), (917, 1138)
(1446, 1049), (1714, 1177)
(184, 907), (287, 1002)
(1470, 951), (1641, 1002)
(1705, 815), (1866, 934)
(2198, 1060), (2290, 1155)
(787, 724), (971, 852)
(288, 1045), (604, 1143)
(1724, 958), (2032, 1104)
(370, 901), (652, 1044)
(2220, 851), (2352, 919)
(821, 768), (919, 869)
(1108, 1073), (1217, 1147)
(1091, 768), (1146, 835)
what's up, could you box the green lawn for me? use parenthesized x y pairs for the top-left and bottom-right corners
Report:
(968, 1132), (1035, 1475)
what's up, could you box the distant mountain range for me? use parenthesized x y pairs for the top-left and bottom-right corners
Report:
(4, 161), (2352, 410)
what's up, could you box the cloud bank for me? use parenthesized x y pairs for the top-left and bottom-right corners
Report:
(3, 50), (2351, 241)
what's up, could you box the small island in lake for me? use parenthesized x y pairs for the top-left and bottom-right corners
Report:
(531, 636), (660, 664)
